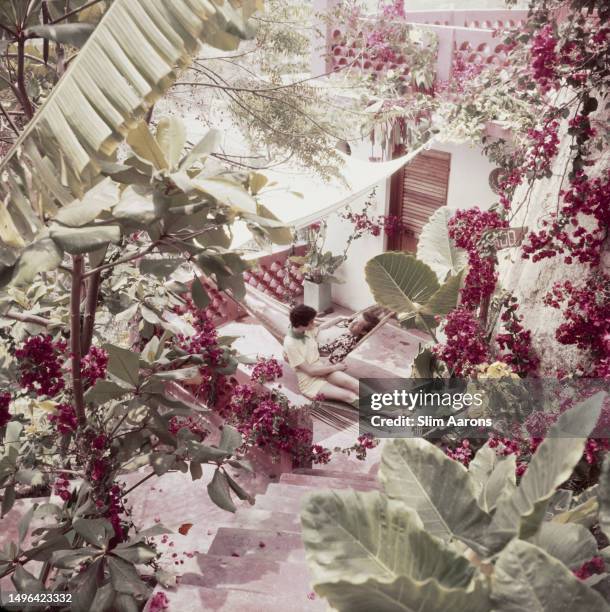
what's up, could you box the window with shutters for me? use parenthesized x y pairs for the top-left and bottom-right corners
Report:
(388, 149), (451, 252)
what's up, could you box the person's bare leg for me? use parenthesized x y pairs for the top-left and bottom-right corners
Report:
(327, 371), (360, 395)
(317, 382), (357, 404)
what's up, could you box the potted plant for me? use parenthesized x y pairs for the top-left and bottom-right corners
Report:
(291, 221), (346, 312)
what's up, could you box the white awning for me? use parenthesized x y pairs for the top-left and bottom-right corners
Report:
(230, 142), (430, 248)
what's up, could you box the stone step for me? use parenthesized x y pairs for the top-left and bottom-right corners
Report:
(292, 467), (377, 482)
(266, 482), (375, 499)
(178, 554), (315, 594)
(208, 527), (306, 562)
(279, 473), (380, 490)
(145, 584), (324, 612)
(222, 508), (301, 534)
(253, 483), (358, 515)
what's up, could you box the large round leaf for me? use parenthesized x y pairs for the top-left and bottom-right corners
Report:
(416, 206), (467, 282)
(365, 252), (440, 315)
(379, 438), (492, 557)
(492, 540), (610, 612)
(488, 393), (605, 551)
(301, 489), (490, 612)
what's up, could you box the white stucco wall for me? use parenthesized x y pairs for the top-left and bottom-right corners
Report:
(326, 138), (498, 310)
(432, 140), (498, 211)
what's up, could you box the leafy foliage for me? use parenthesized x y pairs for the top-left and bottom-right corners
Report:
(301, 393), (610, 611)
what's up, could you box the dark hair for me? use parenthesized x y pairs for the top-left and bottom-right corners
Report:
(290, 304), (317, 328)
(362, 310), (380, 329)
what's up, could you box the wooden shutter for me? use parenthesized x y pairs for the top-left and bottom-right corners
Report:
(389, 150), (451, 252)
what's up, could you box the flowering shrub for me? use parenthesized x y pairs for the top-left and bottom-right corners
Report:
(433, 308), (490, 376)
(228, 384), (325, 465)
(496, 296), (539, 376)
(80, 345), (109, 388)
(544, 274), (610, 378)
(444, 439), (473, 467)
(15, 334), (66, 397)
(447, 207), (507, 310)
(168, 415), (209, 442)
(48, 403), (78, 435)
(574, 556), (606, 581)
(250, 357), (283, 384)
(530, 24), (559, 93)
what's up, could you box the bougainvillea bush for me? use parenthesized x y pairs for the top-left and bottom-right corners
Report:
(0, 111), (289, 609)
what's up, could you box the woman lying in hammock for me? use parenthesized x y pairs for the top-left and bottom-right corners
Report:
(318, 306), (383, 363)
(283, 305), (385, 405)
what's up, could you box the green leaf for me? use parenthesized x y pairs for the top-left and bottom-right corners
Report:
(9, 237), (63, 287)
(189, 461), (203, 481)
(1, 484), (15, 517)
(180, 129), (221, 169)
(23, 534), (71, 562)
(71, 557), (102, 612)
(54, 178), (120, 227)
(207, 469), (236, 513)
(255, 202), (293, 245)
(420, 268), (465, 319)
(84, 379), (134, 404)
(150, 452), (175, 476)
(50, 224), (121, 254)
(528, 522), (598, 569)
(365, 252), (440, 316)
(112, 542), (157, 564)
(114, 593), (141, 612)
(104, 343), (140, 387)
(492, 540), (610, 612)
(73, 518), (115, 548)
(488, 393), (605, 550)
(25, 23), (95, 47)
(155, 117), (186, 169)
(249, 172), (268, 195)
(478, 455), (517, 513)
(113, 186), (161, 226)
(108, 556), (150, 597)
(15, 469), (46, 487)
(191, 276), (210, 309)
(416, 206), (467, 282)
(411, 345), (435, 377)
(188, 443), (230, 463)
(301, 489), (489, 612)
(192, 177), (257, 213)
(225, 472), (254, 504)
(219, 425), (242, 454)
(12, 563), (43, 593)
(127, 122), (168, 171)
(89, 583), (116, 612)
(151, 366), (200, 382)
(139, 258), (182, 279)
(380, 438), (491, 556)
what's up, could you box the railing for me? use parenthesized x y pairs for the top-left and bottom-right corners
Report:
(320, 6), (529, 83)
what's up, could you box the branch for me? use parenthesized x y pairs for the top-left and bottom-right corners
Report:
(15, 36), (34, 119)
(80, 270), (101, 354)
(0, 102), (19, 135)
(82, 243), (156, 278)
(50, 0), (105, 24)
(3, 310), (52, 326)
(70, 256), (86, 427)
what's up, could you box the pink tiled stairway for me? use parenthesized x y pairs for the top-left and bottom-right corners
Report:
(143, 425), (383, 612)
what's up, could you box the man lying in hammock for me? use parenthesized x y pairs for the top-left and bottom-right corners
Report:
(283, 304), (360, 405)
